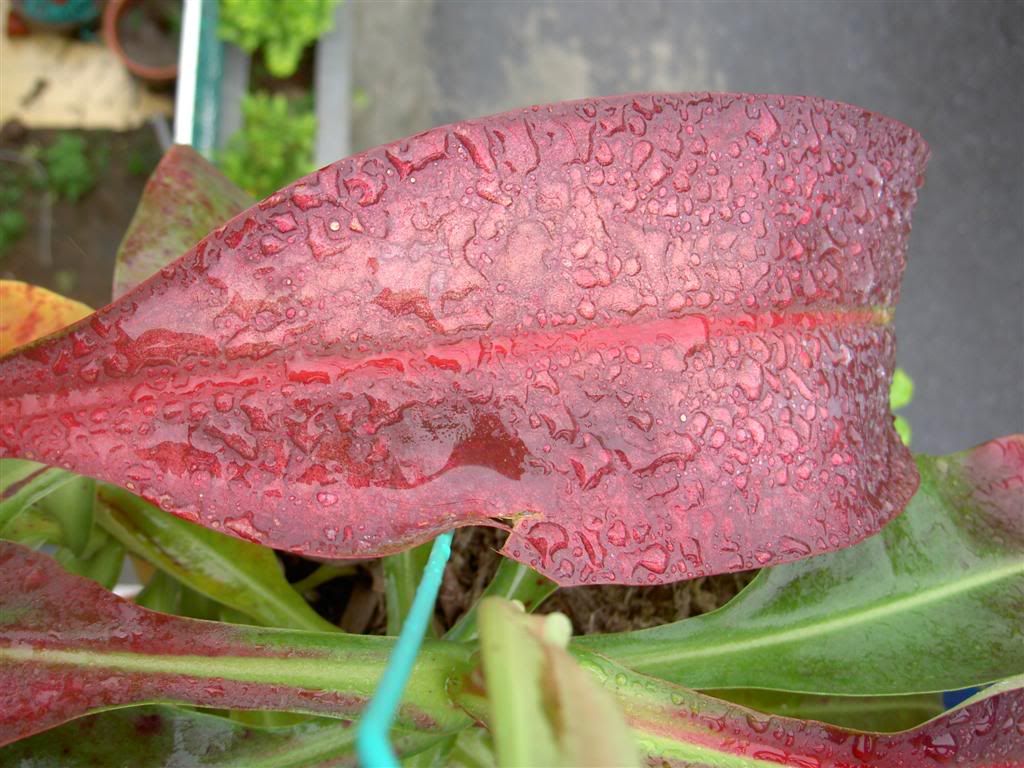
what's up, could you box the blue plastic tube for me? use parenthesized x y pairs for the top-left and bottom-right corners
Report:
(357, 532), (454, 767)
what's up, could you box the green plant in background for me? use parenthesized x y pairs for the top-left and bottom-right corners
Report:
(219, 92), (317, 199)
(891, 367), (915, 445)
(0, 132), (107, 258)
(39, 134), (96, 202)
(0, 197), (27, 256)
(218, 0), (338, 78)
(126, 145), (162, 178)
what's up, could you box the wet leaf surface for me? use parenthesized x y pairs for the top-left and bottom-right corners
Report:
(585, 657), (1024, 767)
(0, 541), (471, 746)
(111, 145), (253, 300)
(0, 94), (927, 585)
(582, 435), (1024, 694)
(706, 689), (945, 732)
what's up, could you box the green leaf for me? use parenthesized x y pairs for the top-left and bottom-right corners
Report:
(0, 507), (61, 546)
(0, 460), (95, 555)
(218, 0), (336, 78)
(894, 414), (912, 446)
(445, 557), (557, 642)
(54, 526), (125, 590)
(454, 629), (1024, 767)
(0, 460), (76, 532)
(32, 474), (95, 556)
(606, 656), (1024, 766)
(402, 733), (460, 768)
(580, 436), (1024, 695)
(707, 689), (944, 732)
(385, 541), (434, 635)
(890, 367), (915, 410)
(290, 562), (354, 594)
(136, 569), (224, 621)
(113, 145), (253, 300)
(445, 728), (498, 768)
(41, 134), (96, 202)
(0, 704), (448, 767)
(475, 598), (640, 767)
(96, 484), (337, 632)
(4, 540), (1021, 766)
(179, 582), (225, 621)
(218, 92), (317, 197)
(135, 568), (183, 613)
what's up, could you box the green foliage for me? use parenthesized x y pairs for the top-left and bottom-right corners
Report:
(894, 415), (912, 446)
(125, 146), (160, 178)
(97, 484), (337, 632)
(219, 92), (317, 199)
(890, 367), (915, 410)
(0, 209), (27, 255)
(891, 367), (914, 445)
(0, 133), (103, 257)
(218, 0), (337, 78)
(41, 134), (96, 202)
(0, 165), (28, 256)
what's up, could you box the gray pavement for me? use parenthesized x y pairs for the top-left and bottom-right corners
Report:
(353, 0), (1024, 454)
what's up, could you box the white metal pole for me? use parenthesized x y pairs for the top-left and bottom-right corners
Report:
(173, 0), (204, 146)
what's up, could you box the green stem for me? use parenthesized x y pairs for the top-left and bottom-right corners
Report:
(291, 563), (355, 594)
(445, 557), (557, 643)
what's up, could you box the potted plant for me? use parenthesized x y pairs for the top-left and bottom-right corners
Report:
(0, 93), (1020, 765)
(102, 0), (181, 83)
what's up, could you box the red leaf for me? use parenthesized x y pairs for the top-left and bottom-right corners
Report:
(3, 539), (1022, 765)
(112, 145), (253, 300)
(0, 93), (927, 584)
(0, 541), (463, 746)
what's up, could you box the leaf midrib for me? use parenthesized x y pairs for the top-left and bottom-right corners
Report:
(1, 306), (892, 419)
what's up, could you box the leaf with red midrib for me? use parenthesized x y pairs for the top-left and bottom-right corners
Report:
(2, 539), (1022, 764)
(0, 93), (928, 585)
(0, 541), (470, 747)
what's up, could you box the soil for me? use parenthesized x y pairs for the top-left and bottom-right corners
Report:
(440, 528), (753, 638)
(442, 527), (756, 635)
(0, 124), (162, 309)
(288, 526), (756, 636)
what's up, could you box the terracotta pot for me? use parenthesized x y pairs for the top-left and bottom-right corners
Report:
(102, 0), (180, 83)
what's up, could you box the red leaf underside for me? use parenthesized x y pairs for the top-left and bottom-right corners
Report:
(0, 93), (927, 584)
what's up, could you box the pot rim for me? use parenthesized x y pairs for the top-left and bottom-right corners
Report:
(102, 0), (179, 83)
